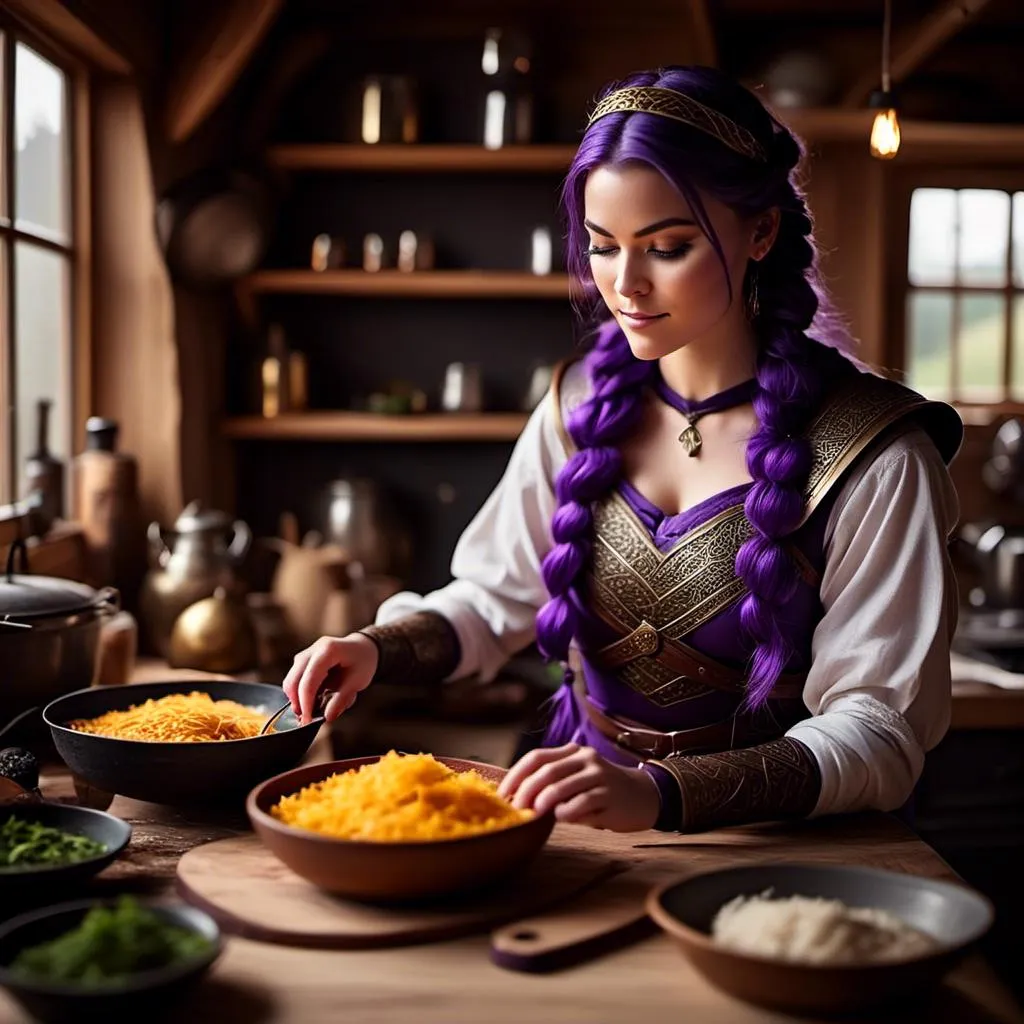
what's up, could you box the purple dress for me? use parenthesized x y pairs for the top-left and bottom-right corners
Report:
(536, 361), (962, 771)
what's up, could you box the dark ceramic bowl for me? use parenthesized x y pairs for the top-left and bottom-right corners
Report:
(0, 803), (131, 896)
(646, 863), (995, 1015)
(247, 755), (555, 902)
(44, 680), (322, 806)
(0, 898), (222, 1023)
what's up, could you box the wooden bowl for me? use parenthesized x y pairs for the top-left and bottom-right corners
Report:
(246, 755), (554, 902)
(646, 863), (995, 1015)
(44, 680), (322, 806)
(0, 899), (221, 1023)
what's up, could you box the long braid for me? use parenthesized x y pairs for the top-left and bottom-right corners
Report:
(738, 132), (828, 708)
(535, 321), (656, 662)
(538, 65), (858, 710)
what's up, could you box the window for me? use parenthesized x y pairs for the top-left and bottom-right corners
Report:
(905, 186), (1023, 406)
(0, 30), (76, 505)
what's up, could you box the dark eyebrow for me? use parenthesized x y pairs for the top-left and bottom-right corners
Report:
(633, 217), (696, 237)
(583, 216), (696, 239)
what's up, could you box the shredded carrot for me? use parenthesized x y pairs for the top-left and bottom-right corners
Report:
(68, 691), (269, 743)
(270, 750), (533, 841)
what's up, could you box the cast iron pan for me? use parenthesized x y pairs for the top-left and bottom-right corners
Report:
(43, 680), (322, 806)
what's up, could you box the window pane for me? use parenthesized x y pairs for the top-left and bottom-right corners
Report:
(907, 290), (953, 399)
(1014, 192), (1024, 289)
(15, 44), (68, 242)
(1012, 295), (1024, 402)
(908, 188), (956, 286)
(15, 243), (69, 501)
(957, 293), (1005, 403)
(958, 189), (1009, 287)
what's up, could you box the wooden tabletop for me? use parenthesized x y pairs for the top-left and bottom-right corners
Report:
(1, 758), (1022, 1024)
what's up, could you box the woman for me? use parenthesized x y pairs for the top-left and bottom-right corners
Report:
(283, 66), (962, 834)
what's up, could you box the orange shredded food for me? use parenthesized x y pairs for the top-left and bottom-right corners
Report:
(270, 750), (533, 841)
(68, 691), (269, 742)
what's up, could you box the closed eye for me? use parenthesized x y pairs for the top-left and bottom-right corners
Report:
(585, 244), (618, 257)
(649, 243), (693, 259)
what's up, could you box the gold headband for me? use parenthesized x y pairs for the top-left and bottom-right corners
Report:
(587, 86), (767, 162)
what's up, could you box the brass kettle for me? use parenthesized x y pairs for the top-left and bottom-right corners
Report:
(168, 587), (257, 674)
(139, 501), (252, 657)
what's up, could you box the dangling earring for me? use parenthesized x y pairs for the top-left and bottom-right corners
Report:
(745, 262), (760, 321)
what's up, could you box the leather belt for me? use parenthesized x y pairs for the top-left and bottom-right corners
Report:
(588, 619), (806, 701)
(578, 687), (802, 759)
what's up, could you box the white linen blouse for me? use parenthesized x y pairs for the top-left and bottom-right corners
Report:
(376, 363), (960, 818)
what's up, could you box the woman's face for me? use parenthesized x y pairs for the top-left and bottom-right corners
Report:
(583, 162), (765, 361)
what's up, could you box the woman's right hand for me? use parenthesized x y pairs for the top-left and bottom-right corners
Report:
(282, 633), (380, 724)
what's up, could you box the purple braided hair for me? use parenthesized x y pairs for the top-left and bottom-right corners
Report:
(535, 66), (857, 710)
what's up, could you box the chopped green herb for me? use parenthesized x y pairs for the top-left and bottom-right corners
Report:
(0, 817), (106, 869)
(12, 897), (213, 986)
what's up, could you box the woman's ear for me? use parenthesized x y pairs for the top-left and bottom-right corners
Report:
(750, 207), (781, 261)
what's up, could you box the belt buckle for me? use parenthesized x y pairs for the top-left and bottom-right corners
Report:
(616, 729), (663, 758)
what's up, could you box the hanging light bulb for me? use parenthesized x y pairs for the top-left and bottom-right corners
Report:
(869, 0), (901, 160)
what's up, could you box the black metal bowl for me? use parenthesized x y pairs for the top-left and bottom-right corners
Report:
(0, 899), (221, 1023)
(0, 803), (131, 897)
(43, 680), (322, 806)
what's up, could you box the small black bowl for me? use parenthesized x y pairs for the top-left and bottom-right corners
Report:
(0, 803), (131, 896)
(0, 899), (222, 1023)
(43, 680), (322, 806)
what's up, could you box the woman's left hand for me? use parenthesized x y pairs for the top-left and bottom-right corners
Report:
(497, 743), (661, 832)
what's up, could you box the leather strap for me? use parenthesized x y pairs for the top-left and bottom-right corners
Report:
(589, 617), (806, 701)
(359, 611), (461, 687)
(648, 737), (822, 832)
(578, 686), (805, 759)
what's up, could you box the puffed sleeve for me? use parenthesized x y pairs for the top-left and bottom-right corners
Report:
(373, 382), (569, 682)
(787, 428), (960, 815)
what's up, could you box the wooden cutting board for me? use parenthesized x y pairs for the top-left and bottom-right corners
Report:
(489, 861), (681, 973)
(176, 834), (620, 949)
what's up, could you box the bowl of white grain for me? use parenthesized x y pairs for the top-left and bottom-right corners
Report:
(646, 863), (994, 1015)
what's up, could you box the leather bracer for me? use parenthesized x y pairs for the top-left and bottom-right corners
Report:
(359, 611), (461, 687)
(647, 737), (822, 832)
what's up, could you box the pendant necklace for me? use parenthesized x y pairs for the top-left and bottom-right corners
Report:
(653, 374), (758, 457)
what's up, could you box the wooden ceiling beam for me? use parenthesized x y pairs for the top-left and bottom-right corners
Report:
(841, 0), (993, 108)
(165, 0), (284, 144)
(690, 0), (718, 66)
(1, 0), (131, 74)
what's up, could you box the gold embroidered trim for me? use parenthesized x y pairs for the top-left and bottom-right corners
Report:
(588, 87), (767, 163)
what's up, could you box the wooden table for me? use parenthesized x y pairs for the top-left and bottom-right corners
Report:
(2, 763), (1022, 1024)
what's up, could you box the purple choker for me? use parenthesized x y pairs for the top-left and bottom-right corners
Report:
(653, 374), (759, 457)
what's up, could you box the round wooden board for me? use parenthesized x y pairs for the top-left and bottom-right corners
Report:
(176, 834), (619, 949)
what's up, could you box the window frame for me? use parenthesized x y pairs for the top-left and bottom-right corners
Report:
(887, 167), (1024, 425)
(0, 12), (91, 505)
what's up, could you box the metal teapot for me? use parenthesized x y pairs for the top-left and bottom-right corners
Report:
(139, 501), (252, 656)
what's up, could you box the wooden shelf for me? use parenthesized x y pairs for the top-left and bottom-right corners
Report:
(240, 269), (569, 299)
(784, 109), (1024, 160)
(266, 144), (577, 173)
(222, 412), (530, 442)
(265, 118), (1024, 175)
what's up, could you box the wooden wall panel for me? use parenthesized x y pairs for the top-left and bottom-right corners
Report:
(91, 79), (183, 526)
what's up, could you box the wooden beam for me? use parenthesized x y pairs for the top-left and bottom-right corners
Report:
(0, 0), (131, 74)
(689, 0), (717, 67)
(842, 0), (993, 107)
(165, 0), (284, 144)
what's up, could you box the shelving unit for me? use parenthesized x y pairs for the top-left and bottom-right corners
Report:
(222, 411), (530, 442)
(239, 269), (569, 300)
(266, 143), (577, 173)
